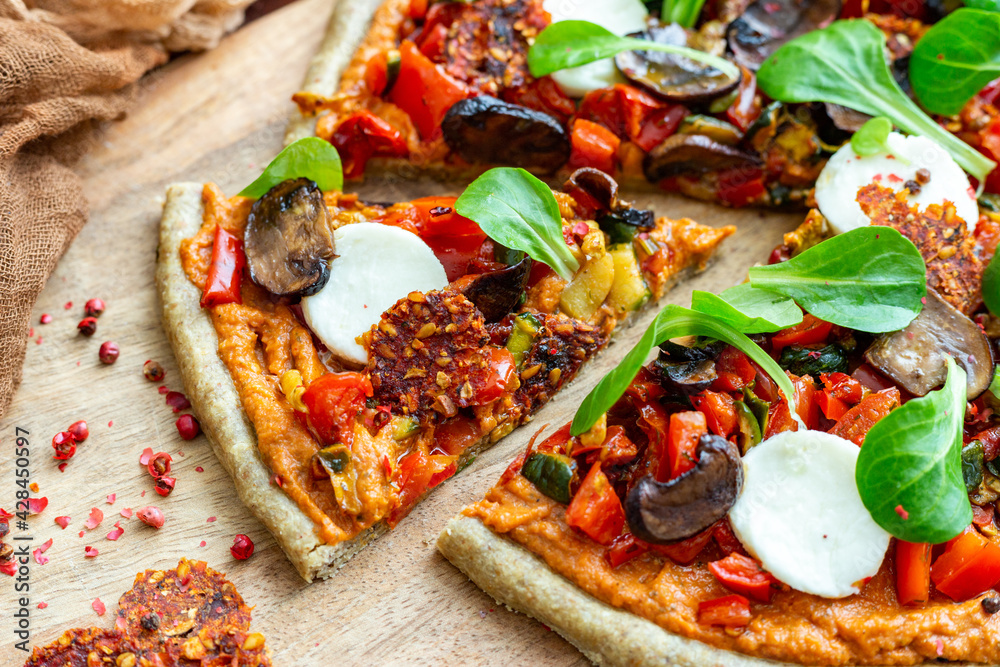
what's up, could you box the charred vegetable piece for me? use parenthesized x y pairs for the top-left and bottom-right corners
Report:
(865, 289), (996, 399)
(522, 452), (576, 504)
(659, 339), (725, 362)
(779, 343), (848, 377)
(607, 243), (652, 313)
(643, 134), (762, 183)
(564, 167), (619, 216)
(727, 0), (842, 71)
(244, 178), (335, 297)
(392, 416), (420, 440)
(678, 114), (743, 145)
(456, 257), (532, 322)
(615, 25), (741, 104)
(559, 253), (615, 321)
(655, 358), (717, 396)
(734, 400), (762, 453)
(312, 444), (350, 476)
(506, 312), (542, 367)
(441, 96), (570, 173)
(625, 434), (744, 544)
(599, 209), (656, 245)
(963, 440), (985, 493)
(742, 387), (769, 435)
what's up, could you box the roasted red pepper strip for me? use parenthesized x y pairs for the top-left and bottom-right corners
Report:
(896, 540), (932, 606)
(331, 110), (408, 179)
(301, 372), (373, 449)
(388, 40), (469, 140)
(566, 463), (625, 545)
(828, 387), (901, 446)
(388, 450), (456, 527)
(708, 552), (779, 603)
(770, 314), (832, 352)
(931, 527), (1000, 601)
(692, 390), (738, 439)
(200, 226), (244, 308)
(568, 118), (620, 174)
(666, 411), (707, 481)
(698, 594), (751, 627)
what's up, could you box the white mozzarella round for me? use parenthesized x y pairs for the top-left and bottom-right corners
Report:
(728, 430), (891, 599)
(302, 223), (448, 366)
(815, 132), (979, 235)
(542, 0), (648, 97)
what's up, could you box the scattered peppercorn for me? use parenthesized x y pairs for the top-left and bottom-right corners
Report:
(77, 317), (98, 337)
(903, 180), (921, 195)
(98, 341), (119, 364)
(231, 534), (255, 560)
(84, 298), (106, 318)
(52, 432), (77, 460)
(143, 360), (165, 382)
(67, 420), (89, 442)
(136, 506), (165, 529)
(983, 597), (1000, 615)
(154, 476), (175, 497)
(39, 314), (52, 324)
(915, 167), (931, 185)
(147, 452), (173, 478)
(139, 612), (161, 631)
(175, 414), (201, 441)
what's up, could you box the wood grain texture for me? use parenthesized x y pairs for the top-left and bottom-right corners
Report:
(0, 0), (804, 664)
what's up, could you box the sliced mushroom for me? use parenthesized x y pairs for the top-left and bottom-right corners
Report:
(727, 0), (841, 71)
(824, 103), (871, 133)
(654, 358), (718, 396)
(625, 434), (744, 544)
(865, 289), (995, 399)
(245, 178), (335, 297)
(441, 96), (570, 174)
(453, 256), (532, 322)
(644, 134), (762, 183)
(615, 25), (741, 104)
(564, 168), (620, 216)
(659, 339), (725, 362)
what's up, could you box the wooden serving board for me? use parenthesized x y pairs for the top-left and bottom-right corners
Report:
(0, 1), (805, 663)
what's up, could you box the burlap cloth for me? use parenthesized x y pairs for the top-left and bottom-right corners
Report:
(0, 0), (254, 420)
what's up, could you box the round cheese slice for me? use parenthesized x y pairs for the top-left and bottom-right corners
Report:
(301, 223), (448, 366)
(815, 132), (979, 235)
(542, 0), (648, 97)
(728, 430), (891, 599)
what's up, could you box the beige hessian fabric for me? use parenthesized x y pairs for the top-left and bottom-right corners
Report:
(0, 0), (254, 419)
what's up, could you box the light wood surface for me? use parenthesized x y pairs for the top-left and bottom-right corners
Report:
(0, 1), (805, 664)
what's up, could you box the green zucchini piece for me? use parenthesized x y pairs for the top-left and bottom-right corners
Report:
(742, 387), (770, 437)
(385, 49), (401, 92)
(314, 444), (350, 475)
(778, 343), (849, 377)
(607, 243), (651, 314)
(963, 440), (985, 493)
(521, 452), (576, 504)
(392, 415), (420, 440)
(678, 114), (742, 145)
(506, 312), (541, 368)
(734, 400), (762, 454)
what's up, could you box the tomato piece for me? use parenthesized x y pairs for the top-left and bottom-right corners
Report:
(301, 372), (374, 449)
(708, 552), (778, 603)
(667, 411), (707, 480)
(651, 524), (715, 565)
(505, 77), (576, 125)
(896, 540), (931, 606)
(931, 527), (1000, 601)
(600, 425), (639, 466)
(606, 532), (650, 568)
(716, 167), (767, 208)
(471, 347), (516, 405)
(764, 399), (797, 439)
(387, 450), (456, 527)
(397, 196), (486, 280)
(625, 367), (668, 404)
(692, 390), (738, 438)
(816, 391), (850, 421)
(633, 105), (687, 152)
(568, 118), (620, 174)
(792, 375), (820, 430)
(200, 226), (245, 308)
(331, 110), (408, 179)
(697, 594), (751, 627)
(578, 84), (665, 142)
(975, 424), (1000, 461)
(828, 387), (901, 446)
(821, 372), (864, 404)
(635, 398), (671, 481)
(725, 66), (762, 131)
(539, 422), (575, 454)
(710, 346), (756, 392)
(388, 40), (469, 140)
(364, 53), (389, 96)
(417, 22), (448, 59)
(770, 314), (832, 352)
(409, 0), (428, 19)
(713, 519), (746, 557)
(431, 417), (482, 457)
(566, 463), (626, 545)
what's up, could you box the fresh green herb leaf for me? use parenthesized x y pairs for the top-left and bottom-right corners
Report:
(964, 0), (1000, 11)
(988, 365), (1000, 398)
(691, 284), (803, 334)
(571, 305), (798, 435)
(985, 251), (1000, 316)
(528, 20), (738, 80)
(850, 116), (894, 156)
(748, 227), (926, 333)
(661, 0), (709, 28)
(856, 358), (972, 543)
(911, 9), (1000, 116)
(757, 19), (996, 182)
(239, 137), (343, 199)
(455, 168), (580, 281)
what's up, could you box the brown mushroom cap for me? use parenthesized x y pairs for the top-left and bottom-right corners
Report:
(865, 288), (996, 399)
(563, 168), (620, 215)
(643, 134), (762, 183)
(244, 178), (336, 297)
(625, 434), (744, 544)
(452, 256), (532, 322)
(727, 0), (842, 71)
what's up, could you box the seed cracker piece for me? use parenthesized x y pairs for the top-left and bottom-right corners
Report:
(24, 627), (136, 667)
(366, 289), (492, 422)
(857, 183), (985, 315)
(115, 559), (253, 657)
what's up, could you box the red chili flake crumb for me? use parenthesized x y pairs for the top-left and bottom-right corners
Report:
(64, 301), (73, 310)
(165, 391), (191, 413)
(120, 508), (133, 519)
(27, 497), (48, 515)
(85, 546), (99, 558)
(28, 327), (34, 337)
(31, 551), (47, 566)
(199, 540), (207, 548)
(206, 516), (216, 523)
(68, 420), (89, 442)
(106, 522), (124, 541)
(58, 462), (68, 472)
(0, 508), (10, 521)
(921, 296), (927, 305)
(84, 507), (104, 530)
(175, 414), (201, 440)
(141, 490), (146, 498)
(1, 561), (15, 576)
(106, 493), (116, 505)
(55, 516), (70, 529)
(158, 386), (169, 395)
(37, 602), (47, 609)
(29, 482), (39, 493)
(935, 639), (944, 656)
(92, 597), (106, 615)
(270, 473), (283, 488)
(895, 504), (909, 520)
(195, 466), (204, 473)
(572, 221), (590, 236)
(139, 447), (154, 465)
(38, 538), (52, 553)
(177, 450), (184, 457)
(40, 314), (52, 324)
(231, 534), (254, 560)
(78, 531), (84, 538)
(108, 420), (113, 427)
(35, 336), (42, 345)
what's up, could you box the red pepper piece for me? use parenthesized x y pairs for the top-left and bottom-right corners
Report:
(698, 594), (751, 626)
(331, 110), (408, 179)
(708, 552), (779, 603)
(896, 540), (931, 606)
(200, 225), (245, 309)
(566, 463), (625, 546)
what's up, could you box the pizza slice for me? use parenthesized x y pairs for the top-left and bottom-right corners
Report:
(157, 141), (733, 581)
(286, 0), (1000, 210)
(438, 181), (1000, 666)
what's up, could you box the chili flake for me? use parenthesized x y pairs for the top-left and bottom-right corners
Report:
(54, 516), (70, 529)
(84, 507), (103, 530)
(107, 522), (124, 541)
(84, 546), (99, 558)
(92, 598), (106, 615)
(26, 497), (47, 515)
